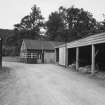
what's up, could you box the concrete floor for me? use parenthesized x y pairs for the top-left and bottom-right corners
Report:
(0, 62), (105, 105)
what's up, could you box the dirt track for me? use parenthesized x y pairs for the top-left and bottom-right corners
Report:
(0, 62), (105, 105)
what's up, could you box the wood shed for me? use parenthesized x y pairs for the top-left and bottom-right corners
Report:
(20, 39), (63, 64)
(55, 32), (105, 74)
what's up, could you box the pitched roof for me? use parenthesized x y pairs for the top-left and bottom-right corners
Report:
(23, 39), (64, 50)
(56, 32), (105, 48)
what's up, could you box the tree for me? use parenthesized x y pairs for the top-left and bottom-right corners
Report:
(46, 6), (75, 42)
(14, 4), (44, 40)
(64, 7), (98, 40)
(46, 6), (98, 42)
(46, 12), (64, 40)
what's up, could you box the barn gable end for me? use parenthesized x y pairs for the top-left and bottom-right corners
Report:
(20, 39), (64, 64)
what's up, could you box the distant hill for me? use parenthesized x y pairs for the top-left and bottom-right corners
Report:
(0, 29), (14, 44)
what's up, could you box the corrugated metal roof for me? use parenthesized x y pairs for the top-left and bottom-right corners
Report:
(23, 39), (64, 50)
(56, 32), (105, 48)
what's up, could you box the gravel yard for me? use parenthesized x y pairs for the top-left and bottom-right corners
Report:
(0, 62), (105, 105)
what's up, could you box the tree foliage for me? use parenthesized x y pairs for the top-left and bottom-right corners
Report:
(45, 12), (66, 41)
(46, 6), (98, 42)
(66, 7), (97, 36)
(14, 5), (44, 40)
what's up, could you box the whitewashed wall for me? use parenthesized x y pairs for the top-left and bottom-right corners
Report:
(59, 47), (65, 65)
(20, 41), (27, 58)
(20, 41), (26, 51)
(44, 52), (55, 63)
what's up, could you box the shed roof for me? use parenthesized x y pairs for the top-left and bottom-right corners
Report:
(56, 32), (105, 48)
(23, 39), (64, 50)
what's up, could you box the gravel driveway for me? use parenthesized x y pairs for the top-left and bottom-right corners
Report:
(0, 62), (105, 105)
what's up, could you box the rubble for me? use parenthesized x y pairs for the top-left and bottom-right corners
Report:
(69, 64), (76, 70)
(79, 65), (91, 73)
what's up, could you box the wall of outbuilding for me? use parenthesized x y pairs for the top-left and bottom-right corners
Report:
(56, 33), (105, 74)
(59, 47), (66, 65)
(20, 43), (56, 64)
(44, 52), (55, 63)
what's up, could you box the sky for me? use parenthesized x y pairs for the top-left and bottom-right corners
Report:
(0, 0), (105, 29)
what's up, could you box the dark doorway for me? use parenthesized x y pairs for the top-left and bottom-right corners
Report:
(68, 48), (76, 65)
(95, 43), (105, 71)
(56, 48), (59, 62)
(79, 46), (91, 67)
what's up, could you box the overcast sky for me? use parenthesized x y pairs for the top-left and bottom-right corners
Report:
(0, 0), (105, 29)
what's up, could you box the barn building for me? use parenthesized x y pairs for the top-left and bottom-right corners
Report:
(55, 32), (105, 74)
(20, 39), (63, 64)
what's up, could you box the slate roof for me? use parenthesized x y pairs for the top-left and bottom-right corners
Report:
(23, 39), (64, 50)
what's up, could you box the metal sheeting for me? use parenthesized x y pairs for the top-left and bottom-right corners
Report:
(59, 47), (66, 65)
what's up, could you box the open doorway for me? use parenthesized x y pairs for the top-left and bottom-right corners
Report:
(95, 43), (105, 71)
(68, 48), (76, 65)
(79, 46), (91, 67)
(56, 48), (59, 62)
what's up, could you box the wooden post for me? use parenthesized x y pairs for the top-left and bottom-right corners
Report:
(42, 49), (44, 64)
(55, 49), (57, 63)
(65, 43), (68, 67)
(91, 44), (95, 74)
(76, 47), (79, 71)
(66, 47), (68, 67)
